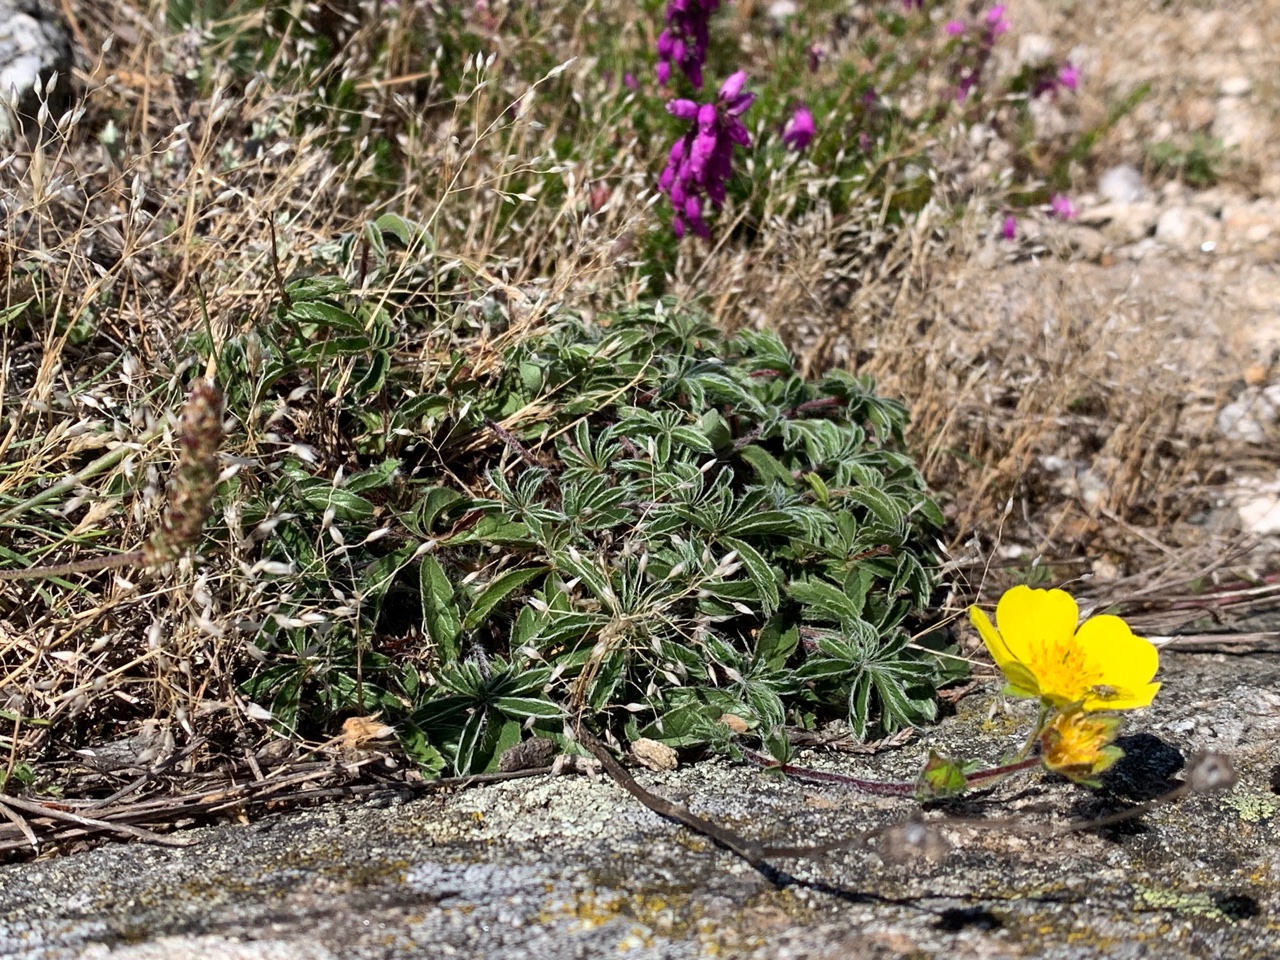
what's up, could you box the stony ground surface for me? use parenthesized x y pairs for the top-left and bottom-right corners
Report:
(4, 3), (1280, 959)
(2, 644), (1279, 960)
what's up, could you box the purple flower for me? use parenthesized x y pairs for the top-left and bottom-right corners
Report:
(1057, 63), (1080, 91)
(1050, 193), (1077, 219)
(901, 0), (923, 9)
(624, 72), (639, 92)
(657, 0), (721, 89)
(1002, 214), (1017, 240)
(807, 44), (825, 73)
(984, 5), (1010, 35)
(782, 105), (816, 151)
(658, 72), (755, 238)
(944, 19), (966, 36)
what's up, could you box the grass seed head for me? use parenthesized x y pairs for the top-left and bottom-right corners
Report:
(143, 378), (224, 567)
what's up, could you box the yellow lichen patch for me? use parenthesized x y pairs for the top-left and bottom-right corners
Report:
(1136, 887), (1235, 926)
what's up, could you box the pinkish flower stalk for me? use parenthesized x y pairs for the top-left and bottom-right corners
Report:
(951, 4), (1012, 101)
(944, 19), (966, 35)
(1002, 214), (1017, 239)
(782, 105), (815, 151)
(985, 4), (1010, 35)
(657, 0), (721, 89)
(1050, 193), (1078, 219)
(659, 71), (755, 238)
(1057, 62), (1081, 91)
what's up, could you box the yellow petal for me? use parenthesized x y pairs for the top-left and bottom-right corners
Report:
(994, 586), (1079, 663)
(1074, 615), (1159, 688)
(970, 604), (1041, 699)
(1083, 681), (1161, 712)
(969, 605), (1013, 667)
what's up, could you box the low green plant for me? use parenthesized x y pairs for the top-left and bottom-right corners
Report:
(217, 230), (956, 776)
(1147, 133), (1225, 188)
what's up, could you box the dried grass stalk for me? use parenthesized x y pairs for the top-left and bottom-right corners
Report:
(142, 378), (224, 567)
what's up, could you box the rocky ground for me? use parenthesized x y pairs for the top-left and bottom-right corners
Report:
(2, 644), (1279, 959)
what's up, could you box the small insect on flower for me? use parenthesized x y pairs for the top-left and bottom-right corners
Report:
(969, 585), (1161, 711)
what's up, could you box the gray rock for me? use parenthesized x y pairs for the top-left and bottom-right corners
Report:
(1, 649), (1279, 958)
(1222, 200), (1277, 246)
(0, 0), (73, 143)
(1082, 200), (1159, 244)
(1218, 75), (1252, 97)
(1098, 164), (1148, 204)
(1213, 96), (1255, 149)
(1156, 206), (1222, 252)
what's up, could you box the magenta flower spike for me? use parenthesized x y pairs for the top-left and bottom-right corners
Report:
(1057, 63), (1081, 91)
(656, 0), (722, 89)
(657, 71), (756, 239)
(985, 5), (1010, 35)
(1050, 193), (1078, 219)
(782, 105), (816, 151)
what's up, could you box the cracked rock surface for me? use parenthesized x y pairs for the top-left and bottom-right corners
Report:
(0, 0), (72, 142)
(2, 645), (1278, 959)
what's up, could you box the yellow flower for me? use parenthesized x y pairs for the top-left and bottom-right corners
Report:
(969, 585), (1160, 711)
(1040, 709), (1124, 785)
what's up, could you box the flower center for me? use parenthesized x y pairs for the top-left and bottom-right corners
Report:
(1027, 636), (1104, 701)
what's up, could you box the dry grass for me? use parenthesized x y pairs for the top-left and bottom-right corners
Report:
(0, 0), (1269, 806)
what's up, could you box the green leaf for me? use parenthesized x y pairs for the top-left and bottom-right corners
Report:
(788, 578), (863, 624)
(397, 723), (447, 779)
(753, 617), (799, 670)
(353, 350), (391, 399)
(737, 444), (796, 487)
(845, 485), (905, 529)
(483, 718), (525, 773)
(454, 708), (488, 776)
(288, 300), (362, 331)
(346, 458), (401, 494)
(420, 556), (462, 663)
(375, 212), (434, 251)
(296, 485), (376, 522)
(725, 511), (794, 538)
(493, 696), (562, 720)
(763, 727), (793, 764)
(699, 409), (732, 450)
(411, 487), (468, 534)
(0, 299), (32, 327)
(722, 536), (780, 615)
(463, 566), (547, 631)
(915, 751), (971, 801)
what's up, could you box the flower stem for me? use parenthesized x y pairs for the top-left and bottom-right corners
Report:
(1012, 702), (1050, 761)
(0, 551), (145, 581)
(742, 747), (915, 796)
(742, 748), (1042, 797)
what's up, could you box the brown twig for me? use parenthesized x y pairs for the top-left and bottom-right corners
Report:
(0, 794), (196, 848)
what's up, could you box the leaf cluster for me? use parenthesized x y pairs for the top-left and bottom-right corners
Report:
(218, 235), (954, 776)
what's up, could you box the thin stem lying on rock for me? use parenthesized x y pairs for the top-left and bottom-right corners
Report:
(740, 747), (1042, 796)
(575, 717), (1241, 876)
